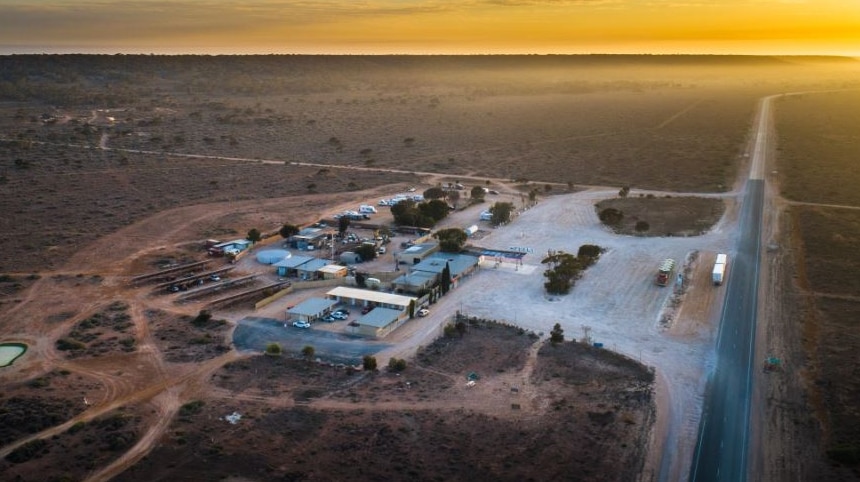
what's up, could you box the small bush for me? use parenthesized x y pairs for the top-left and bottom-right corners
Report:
(265, 343), (282, 356)
(56, 338), (86, 351)
(179, 400), (205, 417)
(362, 355), (378, 371)
(388, 358), (407, 372)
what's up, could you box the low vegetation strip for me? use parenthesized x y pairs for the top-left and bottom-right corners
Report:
(775, 90), (860, 207)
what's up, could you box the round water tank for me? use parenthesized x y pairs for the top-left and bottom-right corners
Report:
(256, 249), (291, 265)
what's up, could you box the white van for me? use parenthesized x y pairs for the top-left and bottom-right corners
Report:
(359, 205), (378, 214)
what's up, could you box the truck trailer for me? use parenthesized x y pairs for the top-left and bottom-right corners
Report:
(712, 253), (728, 285)
(656, 258), (676, 286)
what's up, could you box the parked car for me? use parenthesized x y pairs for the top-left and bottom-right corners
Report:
(417, 308), (430, 317)
(334, 308), (350, 316)
(331, 312), (348, 320)
(292, 320), (311, 329)
(377, 246), (386, 254)
(322, 315), (337, 323)
(361, 306), (374, 315)
(210, 274), (221, 282)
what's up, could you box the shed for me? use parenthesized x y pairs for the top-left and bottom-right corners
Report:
(392, 271), (437, 294)
(340, 251), (363, 265)
(410, 253), (480, 288)
(353, 307), (409, 338)
(296, 258), (329, 281)
(287, 298), (339, 323)
(273, 255), (314, 277)
(326, 287), (416, 311)
(396, 242), (439, 266)
(318, 264), (348, 279)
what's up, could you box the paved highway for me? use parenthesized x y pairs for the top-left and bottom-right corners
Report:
(690, 95), (775, 481)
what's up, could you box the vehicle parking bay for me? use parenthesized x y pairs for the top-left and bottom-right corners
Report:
(233, 317), (392, 364)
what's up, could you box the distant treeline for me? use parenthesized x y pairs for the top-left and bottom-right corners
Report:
(0, 54), (855, 105)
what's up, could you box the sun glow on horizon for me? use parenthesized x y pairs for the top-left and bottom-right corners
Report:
(0, 1), (859, 56)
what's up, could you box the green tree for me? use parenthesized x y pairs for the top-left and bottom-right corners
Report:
(279, 223), (300, 239)
(598, 208), (624, 225)
(577, 244), (603, 261)
(408, 299), (416, 318)
(338, 216), (351, 235)
(363, 355), (378, 371)
(354, 243), (377, 262)
(439, 262), (452, 295)
(434, 228), (468, 253)
(635, 220), (650, 233)
(247, 228), (262, 243)
(619, 186), (631, 198)
(550, 323), (564, 344)
(301, 345), (315, 361)
(470, 185), (486, 202)
(423, 187), (446, 200)
(419, 199), (450, 222)
(490, 202), (514, 226)
(265, 343), (282, 356)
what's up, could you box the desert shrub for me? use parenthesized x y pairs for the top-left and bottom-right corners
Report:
(56, 338), (86, 351)
(191, 310), (212, 327)
(179, 400), (205, 417)
(68, 421), (86, 434)
(550, 323), (564, 344)
(27, 377), (50, 389)
(388, 358), (407, 372)
(577, 244), (603, 260)
(635, 221), (650, 232)
(265, 343), (282, 356)
(827, 444), (860, 465)
(301, 345), (315, 361)
(362, 355), (378, 371)
(599, 207), (624, 225)
(5, 438), (47, 463)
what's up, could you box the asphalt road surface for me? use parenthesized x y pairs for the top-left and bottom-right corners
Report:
(690, 95), (773, 481)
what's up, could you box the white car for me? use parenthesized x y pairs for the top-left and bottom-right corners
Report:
(417, 308), (430, 317)
(292, 320), (311, 329)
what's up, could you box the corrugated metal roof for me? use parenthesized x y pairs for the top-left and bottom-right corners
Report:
(288, 298), (338, 317)
(273, 255), (314, 268)
(358, 307), (404, 328)
(318, 264), (347, 274)
(298, 258), (329, 271)
(327, 287), (416, 307)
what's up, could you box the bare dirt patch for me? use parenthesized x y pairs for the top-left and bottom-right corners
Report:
(123, 323), (654, 482)
(147, 309), (231, 364)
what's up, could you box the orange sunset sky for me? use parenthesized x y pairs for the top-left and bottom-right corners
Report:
(1, 0), (859, 56)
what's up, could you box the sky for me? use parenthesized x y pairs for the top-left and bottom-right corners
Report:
(1, 0), (859, 56)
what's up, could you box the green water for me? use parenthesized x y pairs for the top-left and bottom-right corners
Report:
(0, 343), (27, 367)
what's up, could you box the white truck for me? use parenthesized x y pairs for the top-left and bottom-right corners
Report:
(712, 253), (728, 286)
